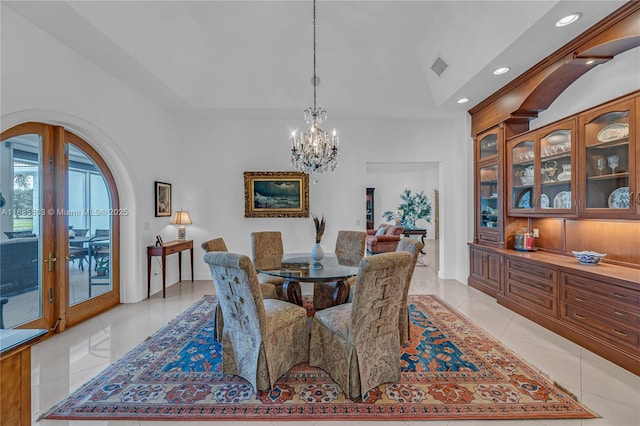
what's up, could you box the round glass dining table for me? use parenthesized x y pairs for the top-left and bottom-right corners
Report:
(256, 253), (360, 308)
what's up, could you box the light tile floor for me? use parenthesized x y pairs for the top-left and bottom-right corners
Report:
(31, 240), (640, 425)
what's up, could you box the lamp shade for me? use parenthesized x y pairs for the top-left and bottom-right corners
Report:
(170, 210), (192, 225)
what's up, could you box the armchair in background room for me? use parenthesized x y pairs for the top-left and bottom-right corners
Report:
(366, 224), (403, 254)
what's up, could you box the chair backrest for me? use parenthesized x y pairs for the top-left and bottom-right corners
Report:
(94, 229), (110, 237)
(350, 251), (412, 342)
(201, 237), (228, 252)
(72, 228), (89, 237)
(250, 231), (284, 270)
(385, 225), (403, 236)
(396, 237), (424, 289)
(335, 231), (367, 264)
(203, 252), (266, 337)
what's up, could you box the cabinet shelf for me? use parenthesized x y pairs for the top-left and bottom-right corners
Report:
(587, 172), (630, 181)
(586, 137), (629, 149)
(512, 184), (533, 190)
(541, 180), (572, 187)
(513, 160), (534, 166)
(540, 152), (571, 162)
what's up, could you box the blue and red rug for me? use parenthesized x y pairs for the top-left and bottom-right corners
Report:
(43, 295), (596, 421)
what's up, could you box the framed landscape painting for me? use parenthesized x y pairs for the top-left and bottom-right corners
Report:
(244, 171), (309, 218)
(155, 181), (172, 217)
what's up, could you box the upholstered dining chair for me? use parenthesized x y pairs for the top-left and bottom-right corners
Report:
(201, 237), (228, 253)
(395, 237), (424, 343)
(201, 237), (277, 341)
(204, 252), (309, 392)
(309, 251), (413, 399)
(250, 231), (286, 300)
(313, 230), (367, 309)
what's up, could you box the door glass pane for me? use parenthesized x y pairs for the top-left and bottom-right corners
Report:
(584, 110), (630, 209)
(68, 144), (111, 305)
(479, 165), (498, 228)
(0, 134), (43, 328)
(511, 140), (534, 210)
(540, 129), (572, 209)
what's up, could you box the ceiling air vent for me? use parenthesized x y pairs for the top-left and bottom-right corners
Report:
(431, 56), (448, 77)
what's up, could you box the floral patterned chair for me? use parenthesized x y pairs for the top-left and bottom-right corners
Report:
(201, 237), (277, 341)
(250, 231), (286, 300)
(309, 251), (412, 399)
(366, 224), (403, 254)
(313, 230), (367, 309)
(204, 252), (309, 392)
(395, 237), (424, 343)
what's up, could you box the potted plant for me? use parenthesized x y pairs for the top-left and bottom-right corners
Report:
(382, 189), (432, 229)
(95, 257), (109, 276)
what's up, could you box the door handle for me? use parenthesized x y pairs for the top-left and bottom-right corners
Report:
(44, 251), (57, 272)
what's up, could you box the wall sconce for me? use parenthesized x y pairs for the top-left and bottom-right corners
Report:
(170, 210), (192, 240)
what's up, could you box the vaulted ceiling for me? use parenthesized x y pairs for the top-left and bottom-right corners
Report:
(4, 1), (627, 120)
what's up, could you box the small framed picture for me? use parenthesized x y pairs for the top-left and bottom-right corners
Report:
(155, 235), (164, 246)
(155, 181), (171, 217)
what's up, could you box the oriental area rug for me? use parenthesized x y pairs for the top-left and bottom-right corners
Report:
(43, 295), (596, 421)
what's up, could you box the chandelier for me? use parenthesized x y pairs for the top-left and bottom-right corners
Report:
(290, 0), (340, 175)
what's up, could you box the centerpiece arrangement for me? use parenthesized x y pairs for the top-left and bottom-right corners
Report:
(311, 213), (325, 261)
(383, 189), (432, 229)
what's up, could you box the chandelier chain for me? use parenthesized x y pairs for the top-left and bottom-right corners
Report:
(290, 0), (340, 175)
(312, 0), (317, 112)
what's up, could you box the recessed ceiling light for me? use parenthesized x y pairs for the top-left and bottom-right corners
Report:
(556, 13), (581, 27)
(457, 98), (470, 104)
(585, 59), (595, 65)
(493, 67), (510, 75)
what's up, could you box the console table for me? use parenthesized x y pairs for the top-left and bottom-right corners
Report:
(401, 228), (427, 254)
(1, 329), (47, 426)
(147, 240), (194, 298)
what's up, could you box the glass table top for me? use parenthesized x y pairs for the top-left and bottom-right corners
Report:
(257, 253), (360, 282)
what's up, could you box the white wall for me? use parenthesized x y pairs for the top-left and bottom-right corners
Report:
(1, 6), (179, 302)
(364, 164), (438, 239)
(1, 4), (475, 304)
(179, 116), (472, 282)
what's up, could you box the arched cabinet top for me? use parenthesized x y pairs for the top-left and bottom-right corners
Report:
(470, 2), (640, 137)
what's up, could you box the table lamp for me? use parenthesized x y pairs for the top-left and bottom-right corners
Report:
(170, 210), (192, 240)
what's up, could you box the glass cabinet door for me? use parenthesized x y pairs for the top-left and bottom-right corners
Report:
(479, 133), (499, 161)
(539, 121), (574, 212)
(580, 99), (633, 214)
(479, 165), (499, 229)
(509, 138), (535, 212)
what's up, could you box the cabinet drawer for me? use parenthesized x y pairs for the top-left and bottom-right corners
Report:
(506, 270), (555, 295)
(506, 280), (556, 316)
(506, 259), (556, 286)
(563, 304), (639, 348)
(164, 245), (183, 254)
(478, 231), (500, 244)
(562, 273), (640, 307)
(563, 287), (640, 327)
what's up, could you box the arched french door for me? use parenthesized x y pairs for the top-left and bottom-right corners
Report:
(0, 122), (119, 333)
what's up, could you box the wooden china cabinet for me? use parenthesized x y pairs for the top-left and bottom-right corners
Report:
(507, 119), (576, 216)
(578, 97), (638, 216)
(468, 2), (640, 376)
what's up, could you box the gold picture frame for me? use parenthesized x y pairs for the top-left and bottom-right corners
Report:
(244, 171), (309, 218)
